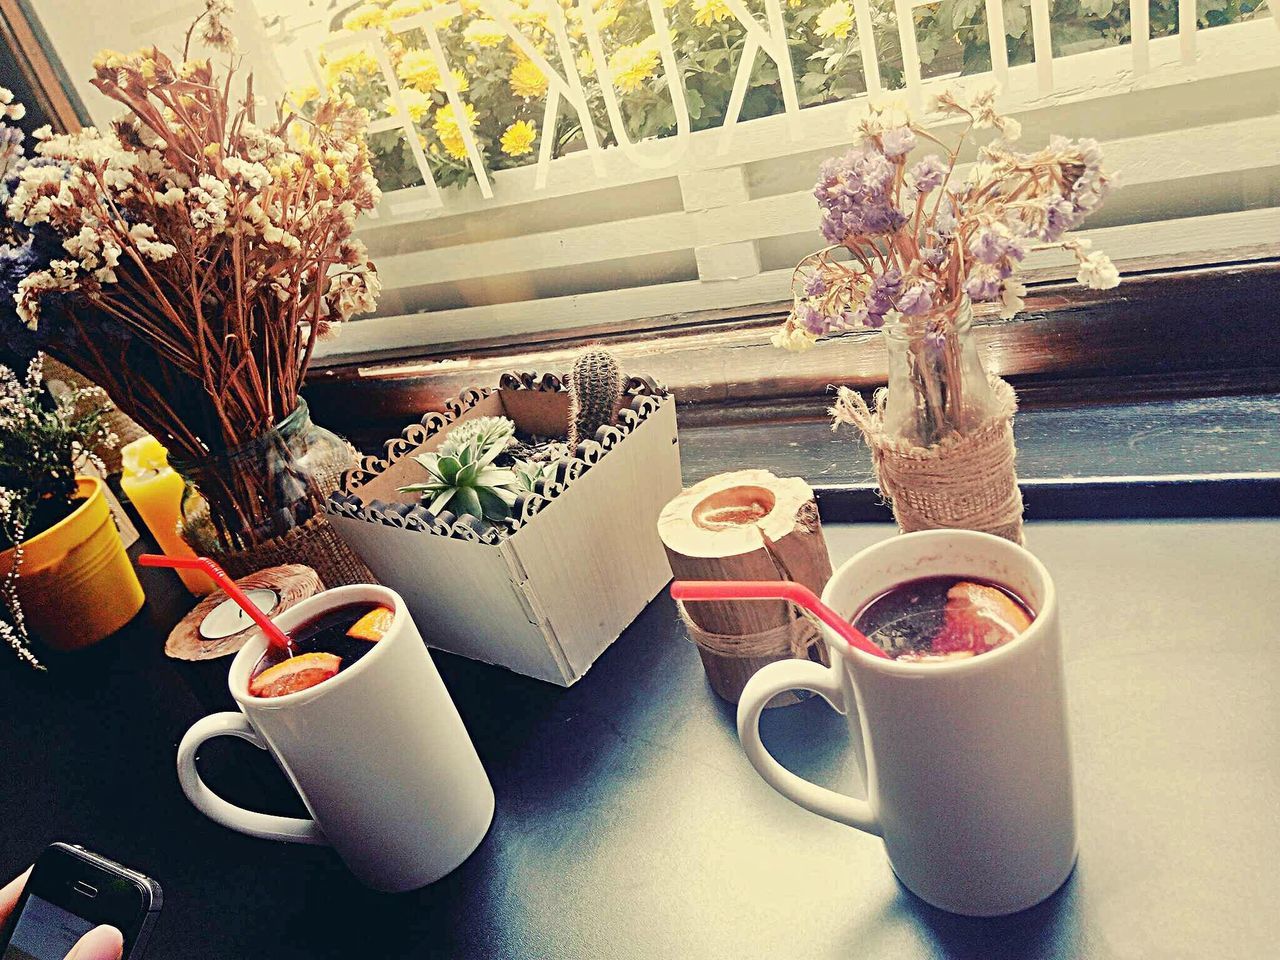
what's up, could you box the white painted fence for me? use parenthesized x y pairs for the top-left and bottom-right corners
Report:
(313, 8), (1280, 362)
(27, 1), (1280, 362)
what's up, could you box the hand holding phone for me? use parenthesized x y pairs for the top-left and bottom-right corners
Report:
(0, 845), (161, 960)
(0, 870), (121, 960)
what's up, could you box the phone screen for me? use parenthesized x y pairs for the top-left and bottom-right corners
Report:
(1, 895), (95, 960)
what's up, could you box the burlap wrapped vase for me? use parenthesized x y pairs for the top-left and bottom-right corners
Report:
(832, 376), (1025, 545)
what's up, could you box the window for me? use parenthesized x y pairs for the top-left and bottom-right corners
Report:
(10, 0), (1280, 371)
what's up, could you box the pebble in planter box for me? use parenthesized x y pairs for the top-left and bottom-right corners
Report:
(327, 357), (681, 684)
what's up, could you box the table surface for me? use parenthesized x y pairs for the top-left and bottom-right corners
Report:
(1, 520), (1277, 960)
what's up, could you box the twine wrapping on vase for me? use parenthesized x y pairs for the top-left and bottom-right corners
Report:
(206, 513), (374, 588)
(179, 437), (375, 587)
(832, 375), (1025, 544)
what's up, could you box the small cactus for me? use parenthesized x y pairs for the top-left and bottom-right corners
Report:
(568, 349), (622, 448)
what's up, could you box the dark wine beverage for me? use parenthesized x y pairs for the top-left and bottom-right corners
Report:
(853, 576), (1035, 662)
(249, 602), (394, 698)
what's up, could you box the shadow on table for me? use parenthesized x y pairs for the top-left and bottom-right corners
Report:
(870, 860), (1084, 960)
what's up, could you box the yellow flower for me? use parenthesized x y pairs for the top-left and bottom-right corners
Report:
(343, 3), (389, 31)
(500, 119), (537, 157)
(433, 102), (479, 160)
(815, 0), (854, 40)
(463, 19), (506, 46)
(608, 40), (660, 93)
(385, 88), (433, 121)
(397, 48), (441, 92)
(509, 59), (548, 99)
(388, 0), (430, 18)
(288, 84), (320, 108)
(323, 49), (379, 86)
(690, 0), (731, 27)
(444, 68), (470, 93)
(576, 50), (594, 76)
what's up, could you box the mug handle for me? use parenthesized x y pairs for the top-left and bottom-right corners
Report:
(177, 713), (327, 845)
(736, 659), (882, 837)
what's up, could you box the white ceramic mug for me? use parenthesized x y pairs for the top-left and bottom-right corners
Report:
(737, 530), (1077, 916)
(177, 584), (495, 892)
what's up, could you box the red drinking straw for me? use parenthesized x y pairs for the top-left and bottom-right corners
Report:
(671, 579), (891, 660)
(139, 554), (293, 653)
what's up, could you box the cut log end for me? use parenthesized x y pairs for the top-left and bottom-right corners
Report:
(659, 469), (834, 706)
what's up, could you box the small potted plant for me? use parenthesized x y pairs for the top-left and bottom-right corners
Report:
(328, 349), (682, 685)
(0, 355), (144, 660)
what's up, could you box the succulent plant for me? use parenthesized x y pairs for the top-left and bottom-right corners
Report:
(568, 349), (622, 449)
(438, 415), (515, 460)
(511, 458), (554, 494)
(398, 428), (519, 522)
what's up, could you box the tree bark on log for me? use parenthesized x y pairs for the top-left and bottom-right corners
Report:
(659, 469), (833, 706)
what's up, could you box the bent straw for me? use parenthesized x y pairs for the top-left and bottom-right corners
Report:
(671, 579), (891, 660)
(139, 554), (292, 653)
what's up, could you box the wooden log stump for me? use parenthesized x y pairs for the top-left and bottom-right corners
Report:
(658, 470), (833, 707)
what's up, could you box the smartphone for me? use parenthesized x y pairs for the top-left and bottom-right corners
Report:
(0, 843), (161, 960)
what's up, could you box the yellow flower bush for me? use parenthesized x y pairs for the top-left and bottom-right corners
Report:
(509, 59), (548, 99)
(690, 0), (732, 27)
(385, 88), (433, 121)
(433, 102), (479, 159)
(397, 49), (440, 92)
(500, 119), (538, 156)
(815, 1), (854, 40)
(343, 3), (390, 31)
(462, 19), (506, 46)
(310, 0), (1134, 193)
(608, 38), (660, 93)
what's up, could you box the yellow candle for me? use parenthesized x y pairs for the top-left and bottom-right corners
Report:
(120, 436), (216, 596)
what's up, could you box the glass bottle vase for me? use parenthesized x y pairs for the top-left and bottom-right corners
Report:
(880, 299), (1000, 449)
(172, 399), (354, 556)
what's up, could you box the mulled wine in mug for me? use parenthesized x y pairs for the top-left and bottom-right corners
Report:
(737, 530), (1077, 917)
(177, 583), (495, 892)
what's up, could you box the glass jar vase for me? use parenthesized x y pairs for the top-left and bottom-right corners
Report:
(880, 298), (1000, 448)
(172, 399), (354, 556)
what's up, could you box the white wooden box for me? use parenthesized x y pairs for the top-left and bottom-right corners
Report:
(327, 373), (682, 685)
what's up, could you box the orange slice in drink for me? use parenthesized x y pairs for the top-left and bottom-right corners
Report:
(933, 582), (1032, 655)
(347, 606), (394, 643)
(249, 652), (341, 698)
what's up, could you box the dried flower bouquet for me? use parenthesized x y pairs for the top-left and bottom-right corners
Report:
(2, 1), (382, 554)
(777, 86), (1118, 541)
(776, 85), (1117, 447)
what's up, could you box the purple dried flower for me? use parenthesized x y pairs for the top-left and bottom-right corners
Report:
(897, 281), (936, 316)
(837, 304), (870, 330)
(857, 149), (895, 189)
(800, 305), (830, 335)
(933, 201), (957, 238)
(969, 224), (1027, 265)
(865, 267), (903, 323)
(910, 155), (947, 193)
(920, 245), (946, 268)
(881, 126), (916, 159)
(804, 274), (828, 297)
(815, 143), (910, 243)
(923, 330), (948, 365)
(964, 265), (1002, 301)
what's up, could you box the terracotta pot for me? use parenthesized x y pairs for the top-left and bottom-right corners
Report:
(0, 476), (145, 651)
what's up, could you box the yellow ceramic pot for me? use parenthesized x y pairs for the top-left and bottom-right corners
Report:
(0, 476), (145, 651)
